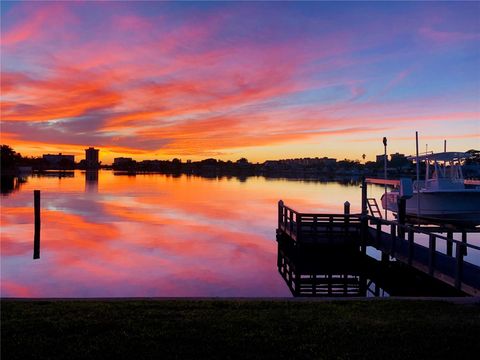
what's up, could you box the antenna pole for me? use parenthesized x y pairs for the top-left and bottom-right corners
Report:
(416, 132), (420, 220)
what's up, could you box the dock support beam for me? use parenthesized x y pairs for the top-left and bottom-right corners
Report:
(446, 232), (453, 257)
(428, 234), (436, 276)
(397, 198), (406, 240)
(360, 178), (368, 254)
(361, 177), (367, 216)
(33, 190), (41, 259)
(278, 200), (284, 229)
(455, 242), (464, 290)
(407, 229), (414, 265)
(462, 232), (467, 256)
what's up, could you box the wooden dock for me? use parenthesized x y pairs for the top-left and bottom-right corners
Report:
(277, 200), (362, 245)
(277, 201), (480, 296)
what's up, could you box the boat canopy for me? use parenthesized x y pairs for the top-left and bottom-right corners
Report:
(407, 152), (470, 162)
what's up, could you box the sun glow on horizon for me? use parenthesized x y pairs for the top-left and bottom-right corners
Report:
(1, 1), (479, 163)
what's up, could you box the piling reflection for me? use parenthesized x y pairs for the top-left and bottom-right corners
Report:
(277, 237), (377, 296)
(277, 237), (463, 297)
(1, 170), (474, 297)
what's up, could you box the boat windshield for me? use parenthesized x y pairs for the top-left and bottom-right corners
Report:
(410, 152), (467, 191)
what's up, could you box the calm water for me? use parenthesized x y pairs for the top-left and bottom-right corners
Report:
(1, 171), (478, 297)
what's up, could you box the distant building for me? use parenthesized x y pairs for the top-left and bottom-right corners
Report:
(113, 157), (136, 170)
(376, 154), (387, 164)
(390, 152), (405, 161)
(113, 157), (134, 167)
(318, 157), (337, 167)
(390, 152), (410, 167)
(85, 147), (99, 169)
(42, 153), (75, 169)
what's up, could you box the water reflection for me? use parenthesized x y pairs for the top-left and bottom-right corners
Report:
(277, 238), (463, 297)
(277, 239), (374, 296)
(84, 170), (98, 193)
(1, 176), (27, 196)
(33, 171), (75, 178)
(0, 170), (476, 297)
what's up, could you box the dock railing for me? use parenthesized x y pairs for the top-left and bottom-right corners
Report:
(366, 215), (480, 294)
(278, 200), (362, 243)
(277, 200), (480, 295)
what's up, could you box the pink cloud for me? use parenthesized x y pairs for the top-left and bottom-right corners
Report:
(419, 26), (480, 45)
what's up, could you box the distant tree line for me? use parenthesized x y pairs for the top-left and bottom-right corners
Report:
(2, 144), (480, 179)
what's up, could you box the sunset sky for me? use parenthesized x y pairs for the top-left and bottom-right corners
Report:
(1, 1), (479, 164)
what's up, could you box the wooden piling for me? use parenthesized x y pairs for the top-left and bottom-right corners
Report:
(278, 200), (284, 228)
(344, 201), (351, 234)
(428, 234), (436, 276)
(407, 228), (414, 265)
(462, 231), (467, 256)
(446, 232), (453, 257)
(361, 177), (367, 216)
(376, 223), (382, 248)
(455, 242), (464, 290)
(397, 198), (406, 239)
(33, 190), (40, 259)
(390, 223), (396, 256)
(296, 214), (302, 243)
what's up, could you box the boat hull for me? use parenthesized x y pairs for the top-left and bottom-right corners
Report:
(381, 190), (480, 227)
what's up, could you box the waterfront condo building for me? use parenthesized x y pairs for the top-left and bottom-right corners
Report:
(42, 153), (75, 169)
(85, 147), (100, 169)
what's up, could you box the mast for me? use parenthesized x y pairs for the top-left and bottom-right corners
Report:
(383, 137), (387, 219)
(416, 132), (420, 219)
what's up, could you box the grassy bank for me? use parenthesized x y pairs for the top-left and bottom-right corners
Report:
(2, 299), (480, 359)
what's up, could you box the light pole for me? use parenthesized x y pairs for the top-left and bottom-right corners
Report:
(383, 137), (387, 219)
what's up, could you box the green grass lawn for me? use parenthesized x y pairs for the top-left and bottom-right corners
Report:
(2, 299), (480, 359)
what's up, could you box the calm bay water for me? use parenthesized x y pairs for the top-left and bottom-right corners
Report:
(1, 171), (478, 297)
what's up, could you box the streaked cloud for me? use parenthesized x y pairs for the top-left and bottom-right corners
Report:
(1, 1), (479, 161)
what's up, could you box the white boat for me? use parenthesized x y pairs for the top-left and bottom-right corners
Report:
(381, 151), (480, 227)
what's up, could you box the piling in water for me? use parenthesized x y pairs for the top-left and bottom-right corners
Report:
(33, 190), (40, 259)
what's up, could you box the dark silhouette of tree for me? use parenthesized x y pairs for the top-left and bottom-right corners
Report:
(1, 145), (21, 171)
(236, 158), (248, 164)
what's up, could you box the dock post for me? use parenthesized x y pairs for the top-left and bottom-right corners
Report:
(278, 200), (284, 230)
(33, 190), (41, 259)
(446, 232), (453, 257)
(455, 242), (464, 290)
(461, 232), (467, 256)
(361, 177), (367, 216)
(397, 198), (406, 240)
(344, 201), (350, 236)
(390, 223), (396, 256)
(376, 222), (382, 248)
(296, 214), (302, 243)
(360, 220), (367, 254)
(428, 234), (436, 276)
(360, 178), (368, 253)
(407, 229), (414, 265)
